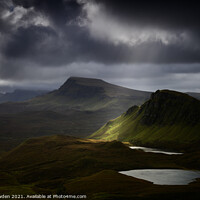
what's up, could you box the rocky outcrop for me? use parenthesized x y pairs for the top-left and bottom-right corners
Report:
(140, 90), (200, 125)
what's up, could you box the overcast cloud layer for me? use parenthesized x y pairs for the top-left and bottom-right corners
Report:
(0, 0), (200, 92)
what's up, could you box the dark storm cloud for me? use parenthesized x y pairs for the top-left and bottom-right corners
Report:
(0, 0), (200, 92)
(0, 1), (13, 33)
(94, 0), (200, 31)
(1, 0), (200, 66)
(3, 26), (57, 58)
(3, 24), (200, 67)
(12, 0), (83, 25)
(2, 24), (129, 66)
(0, 0), (85, 66)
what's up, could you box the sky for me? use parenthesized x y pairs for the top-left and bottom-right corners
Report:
(0, 0), (200, 92)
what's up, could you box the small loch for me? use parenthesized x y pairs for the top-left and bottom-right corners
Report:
(130, 146), (183, 155)
(119, 169), (200, 185)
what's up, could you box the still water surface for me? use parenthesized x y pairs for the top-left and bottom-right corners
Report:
(130, 146), (183, 155)
(120, 169), (200, 185)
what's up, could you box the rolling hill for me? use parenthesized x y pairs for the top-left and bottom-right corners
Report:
(0, 77), (151, 152)
(90, 90), (200, 151)
(0, 135), (199, 199)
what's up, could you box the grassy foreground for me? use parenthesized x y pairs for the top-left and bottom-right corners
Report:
(0, 135), (200, 199)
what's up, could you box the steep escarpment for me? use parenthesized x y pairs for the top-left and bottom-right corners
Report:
(90, 90), (200, 151)
(140, 90), (200, 125)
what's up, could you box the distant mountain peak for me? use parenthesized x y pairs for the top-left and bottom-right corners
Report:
(54, 76), (152, 101)
(68, 76), (104, 82)
(59, 77), (107, 89)
(56, 77), (106, 98)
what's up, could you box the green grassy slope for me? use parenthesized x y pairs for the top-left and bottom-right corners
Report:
(0, 135), (181, 193)
(0, 107), (134, 153)
(0, 135), (200, 199)
(90, 90), (200, 151)
(0, 77), (151, 151)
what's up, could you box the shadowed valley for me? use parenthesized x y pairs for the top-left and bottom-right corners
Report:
(0, 78), (200, 199)
(0, 77), (151, 152)
(0, 135), (200, 199)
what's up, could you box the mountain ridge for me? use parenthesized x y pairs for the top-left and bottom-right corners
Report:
(58, 77), (150, 97)
(30, 77), (151, 111)
(0, 77), (151, 152)
(90, 90), (200, 151)
(140, 90), (200, 125)
(0, 77), (151, 114)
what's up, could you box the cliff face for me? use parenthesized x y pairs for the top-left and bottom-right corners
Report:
(140, 90), (200, 126)
(90, 90), (200, 151)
